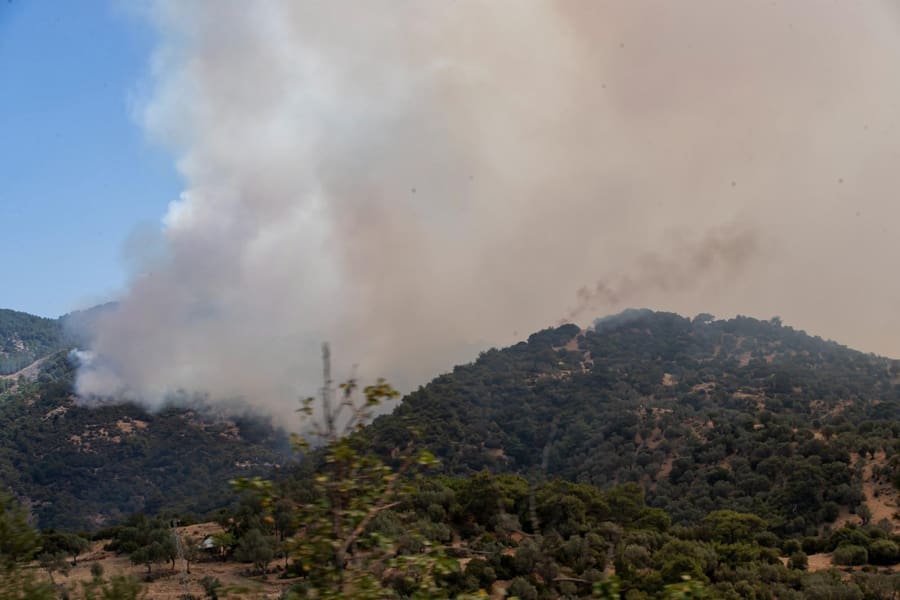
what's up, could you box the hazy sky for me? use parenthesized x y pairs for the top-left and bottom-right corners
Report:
(0, 1), (179, 317)
(6, 2), (900, 419)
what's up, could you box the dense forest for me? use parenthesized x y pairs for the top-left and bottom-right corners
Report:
(0, 309), (897, 598)
(0, 309), (64, 375)
(0, 351), (288, 530)
(0, 304), (114, 376)
(365, 310), (900, 534)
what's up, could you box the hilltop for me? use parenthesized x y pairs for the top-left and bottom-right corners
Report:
(366, 310), (900, 534)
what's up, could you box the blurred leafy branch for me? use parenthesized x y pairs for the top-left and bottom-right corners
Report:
(234, 343), (451, 599)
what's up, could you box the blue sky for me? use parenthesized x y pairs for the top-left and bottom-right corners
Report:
(0, 1), (179, 317)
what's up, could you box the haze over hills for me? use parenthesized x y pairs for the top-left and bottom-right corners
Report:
(1, 305), (899, 597)
(1, 305), (897, 538)
(0, 304), (115, 376)
(0, 308), (288, 530)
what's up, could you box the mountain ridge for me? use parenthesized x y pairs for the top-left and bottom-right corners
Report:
(0, 303), (114, 376)
(363, 310), (900, 534)
(0, 308), (64, 375)
(0, 306), (897, 539)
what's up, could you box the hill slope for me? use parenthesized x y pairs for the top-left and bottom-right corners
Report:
(0, 304), (114, 376)
(367, 310), (900, 534)
(0, 351), (288, 530)
(0, 309), (64, 375)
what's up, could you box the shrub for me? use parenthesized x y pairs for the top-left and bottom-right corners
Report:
(788, 551), (808, 570)
(507, 577), (538, 600)
(833, 545), (868, 566)
(868, 539), (899, 565)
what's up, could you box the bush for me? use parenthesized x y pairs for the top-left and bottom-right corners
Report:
(507, 576), (538, 600)
(200, 576), (221, 599)
(464, 558), (497, 588)
(804, 535), (831, 555)
(833, 545), (868, 566)
(234, 529), (275, 571)
(867, 539), (899, 565)
(788, 551), (808, 570)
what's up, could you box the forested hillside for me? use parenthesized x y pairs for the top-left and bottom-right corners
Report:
(0, 308), (64, 374)
(0, 308), (898, 597)
(0, 351), (288, 530)
(0, 304), (115, 375)
(366, 310), (900, 535)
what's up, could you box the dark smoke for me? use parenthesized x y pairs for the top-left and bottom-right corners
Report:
(561, 226), (761, 324)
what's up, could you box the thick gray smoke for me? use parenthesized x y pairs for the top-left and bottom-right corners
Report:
(77, 1), (900, 421)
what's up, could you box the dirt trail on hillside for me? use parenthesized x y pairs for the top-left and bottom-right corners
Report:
(0, 355), (49, 381)
(832, 452), (899, 534)
(861, 451), (899, 532)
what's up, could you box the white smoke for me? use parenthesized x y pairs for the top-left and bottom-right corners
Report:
(78, 1), (900, 420)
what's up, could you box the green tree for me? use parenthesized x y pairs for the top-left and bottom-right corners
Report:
(42, 531), (90, 566)
(0, 495), (41, 566)
(508, 576), (538, 600)
(129, 533), (176, 575)
(868, 539), (899, 566)
(236, 344), (444, 599)
(206, 531), (235, 561)
(833, 544), (868, 566)
(234, 528), (275, 572)
(0, 493), (55, 600)
(112, 517), (177, 574)
(37, 550), (69, 584)
(700, 510), (766, 544)
(788, 551), (808, 571)
(181, 535), (202, 574)
(856, 503), (873, 526)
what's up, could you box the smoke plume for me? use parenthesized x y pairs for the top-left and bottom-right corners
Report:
(77, 1), (900, 421)
(561, 225), (762, 325)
